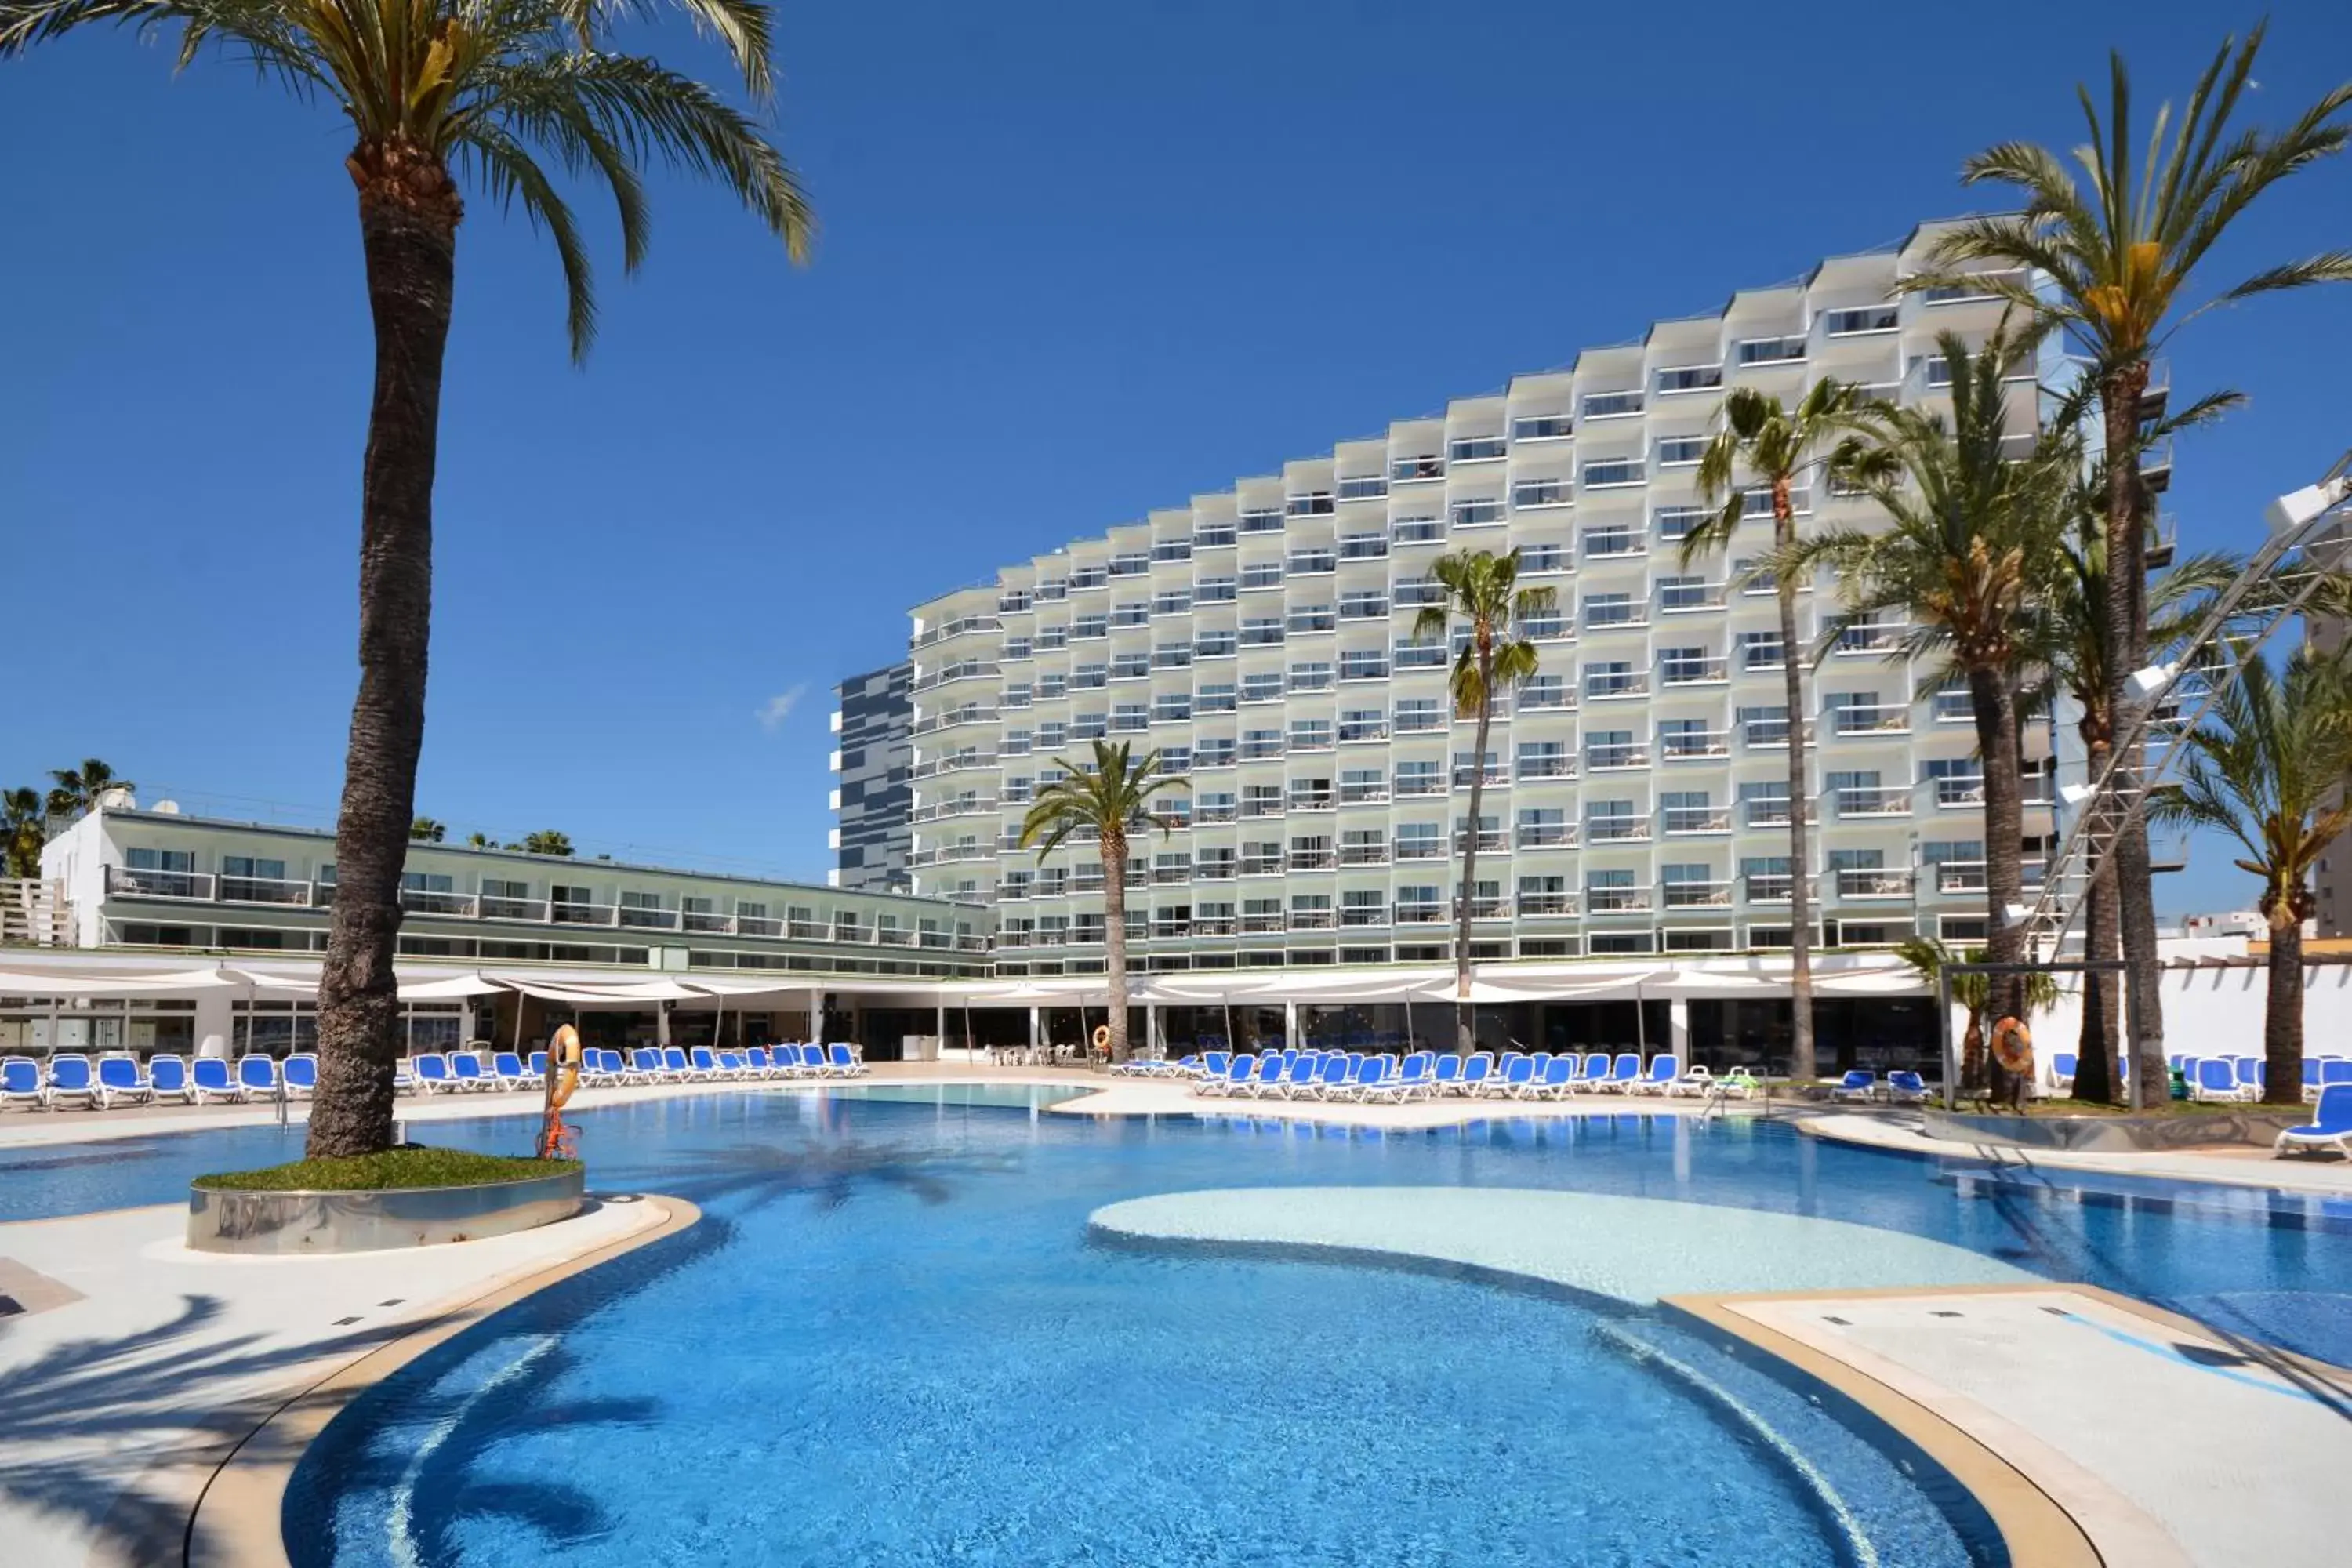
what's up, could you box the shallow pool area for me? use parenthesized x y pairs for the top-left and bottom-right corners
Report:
(9, 1085), (2351, 1565)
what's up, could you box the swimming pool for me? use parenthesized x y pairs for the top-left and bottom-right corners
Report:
(13, 1088), (2352, 1564)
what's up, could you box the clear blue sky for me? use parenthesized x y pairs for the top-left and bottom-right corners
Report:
(4, 1), (2349, 911)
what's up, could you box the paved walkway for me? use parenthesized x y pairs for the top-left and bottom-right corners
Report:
(0, 1194), (680, 1566)
(1803, 1111), (2352, 1198)
(1704, 1287), (2352, 1568)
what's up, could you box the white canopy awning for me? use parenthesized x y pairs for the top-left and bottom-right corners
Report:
(0, 967), (237, 996)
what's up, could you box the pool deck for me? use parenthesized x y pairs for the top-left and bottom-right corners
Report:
(1802, 1110), (2352, 1199)
(1679, 1284), (2352, 1568)
(0, 1191), (691, 1567)
(5, 1073), (2350, 1565)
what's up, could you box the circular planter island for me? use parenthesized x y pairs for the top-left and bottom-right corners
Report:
(188, 1149), (586, 1255)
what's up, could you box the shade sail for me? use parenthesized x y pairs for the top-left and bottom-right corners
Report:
(0, 967), (236, 996)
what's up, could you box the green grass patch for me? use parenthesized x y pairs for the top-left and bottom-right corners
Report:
(192, 1145), (579, 1192)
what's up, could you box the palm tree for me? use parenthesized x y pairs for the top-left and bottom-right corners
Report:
(1781, 323), (2071, 1089)
(3, 0), (813, 1160)
(1016, 740), (1185, 1063)
(1914, 25), (2352, 1104)
(409, 816), (446, 843)
(3, 788), (45, 878)
(1413, 549), (1556, 1054)
(1896, 935), (2062, 1096)
(2154, 648), (2352, 1105)
(517, 829), (575, 857)
(45, 759), (134, 818)
(1686, 379), (1879, 1081)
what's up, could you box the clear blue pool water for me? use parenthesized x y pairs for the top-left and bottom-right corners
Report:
(11, 1089), (2352, 1565)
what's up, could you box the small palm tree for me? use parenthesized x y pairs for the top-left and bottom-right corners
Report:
(2154, 648), (2352, 1105)
(3, 788), (45, 878)
(1784, 323), (2072, 1040)
(1896, 935), (2063, 1098)
(518, 829), (575, 858)
(2, 0), (812, 1162)
(409, 816), (446, 843)
(1914, 24), (2352, 1103)
(1017, 740), (1185, 1063)
(1686, 379), (1879, 1081)
(45, 759), (134, 818)
(1414, 549), (1556, 1053)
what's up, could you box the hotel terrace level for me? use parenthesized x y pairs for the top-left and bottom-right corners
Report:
(898, 221), (2185, 979)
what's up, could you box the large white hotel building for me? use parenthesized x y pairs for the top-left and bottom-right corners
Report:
(904, 223), (2084, 978)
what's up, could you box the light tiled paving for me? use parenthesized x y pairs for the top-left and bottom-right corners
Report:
(1088, 1185), (2038, 1304)
(1804, 1111), (2352, 1198)
(1719, 1288), (2352, 1568)
(0, 1197), (667, 1566)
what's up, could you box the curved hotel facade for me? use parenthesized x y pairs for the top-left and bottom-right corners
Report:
(906, 223), (2062, 978)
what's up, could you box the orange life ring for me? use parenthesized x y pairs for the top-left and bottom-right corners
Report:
(1092, 1024), (1112, 1054)
(1990, 1016), (2034, 1076)
(548, 1022), (583, 1110)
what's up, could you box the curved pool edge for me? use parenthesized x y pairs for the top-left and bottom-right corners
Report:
(1663, 1290), (2102, 1568)
(183, 1192), (702, 1568)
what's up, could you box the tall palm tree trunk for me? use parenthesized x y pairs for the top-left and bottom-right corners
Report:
(2073, 858), (2122, 1102)
(1102, 826), (1131, 1063)
(1773, 496), (1816, 1083)
(308, 143), (459, 1161)
(2261, 903), (2304, 1107)
(2100, 364), (2167, 1108)
(1968, 665), (2026, 1098)
(1454, 676), (1493, 1054)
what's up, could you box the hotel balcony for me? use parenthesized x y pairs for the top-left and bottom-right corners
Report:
(1835, 786), (1913, 819)
(1517, 892), (1581, 918)
(1515, 823), (1580, 851)
(1831, 703), (1913, 738)
(1835, 868), (1916, 901)
(1662, 879), (1734, 910)
(1584, 885), (1653, 915)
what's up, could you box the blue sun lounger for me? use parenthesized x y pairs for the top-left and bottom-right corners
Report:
(191, 1055), (243, 1103)
(95, 1054), (152, 1109)
(1523, 1055), (1579, 1100)
(236, 1054), (282, 1102)
(2049, 1052), (2078, 1091)
(1363, 1052), (1437, 1103)
(491, 1051), (532, 1091)
(1481, 1055), (1537, 1098)
(0, 1055), (39, 1110)
(1576, 1052), (1611, 1089)
(42, 1054), (96, 1109)
(625, 1047), (663, 1083)
(828, 1044), (868, 1077)
(448, 1054), (492, 1092)
(1236, 1054), (1289, 1098)
(1194, 1054), (1246, 1097)
(2191, 1058), (2251, 1103)
(1596, 1053), (1642, 1094)
(1828, 1069), (1877, 1103)
(1886, 1069), (1930, 1104)
(1450, 1053), (1494, 1096)
(1431, 1054), (1461, 1094)
(1627, 1054), (1679, 1096)
(2275, 1084), (2352, 1158)
(147, 1054), (194, 1104)
(280, 1053), (318, 1099)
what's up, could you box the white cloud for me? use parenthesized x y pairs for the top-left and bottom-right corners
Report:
(756, 683), (808, 731)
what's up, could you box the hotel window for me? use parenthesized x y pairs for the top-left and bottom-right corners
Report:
(1394, 760), (1443, 797)
(1111, 704), (1149, 733)
(1288, 546), (1337, 575)
(1451, 499), (1505, 528)
(1196, 575), (1238, 604)
(1581, 390), (1643, 419)
(1519, 542), (1569, 572)
(1240, 616), (1286, 646)
(1392, 515), (1445, 544)
(1194, 521), (1237, 548)
(1036, 579), (1069, 601)
(1585, 730), (1636, 769)
(1737, 631), (1785, 670)
(1239, 507), (1284, 535)
(1737, 335), (1806, 365)
(1512, 412), (1573, 441)
(1070, 566), (1108, 590)
(1073, 614), (1108, 640)
(1196, 737), (1237, 768)
(1339, 710), (1385, 742)
(1108, 551), (1150, 577)
(1583, 592), (1636, 627)
(1656, 436), (1707, 467)
(1001, 636), (1033, 660)
(1112, 654), (1150, 681)
(1003, 775), (1034, 804)
(1518, 807), (1568, 846)
(1036, 623), (1069, 650)
(1241, 672), (1284, 704)
(1110, 602), (1149, 628)
(1196, 793), (1237, 824)
(1660, 718), (1717, 758)
(1152, 694), (1192, 723)
(1240, 730), (1285, 761)
(1656, 575), (1710, 612)
(1338, 474), (1389, 501)
(1338, 590), (1388, 619)
(1287, 604), (1336, 634)
(1152, 643), (1192, 670)
(1339, 532), (1388, 560)
(1035, 674), (1068, 702)
(1449, 434), (1508, 462)
(1656, 364), (1723, 394)
(1926, 757), (1984, 805)
(128, 847), (196, 872)
(1740, 780), (1792, 825)
(1394, 698), (1443, 732)
(1654, 506), (1704, 543)
(1395, 635), (1446, 669)
(1240, 561), (1284, 590)
(1196, 683), (1238, 713)
(1512, 477), (1572, 508)
(1340, 649), (1388, 681)
(1823, 303), (1899, 336)
(1152, 537), (1193, 563)
(1583, 524), (1641, 558)
(1519, 674), (1569, 710)
(1072, 662), (1108, 690)
(1286, 492), (1336, 517)
(1036, 720), (1068, 749)
(1152, 591), (1192, 616)
(1393, 574), (1444, 607)
(1073, 712), (1107, 740)
(1395, 822), (1443, 858)
(1289, 718), (1334, 750)
(1194, 630), (1237, 659)
(1288, 662), (1334, 693)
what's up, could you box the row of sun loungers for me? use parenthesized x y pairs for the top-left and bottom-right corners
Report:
(407, 1043), (866, 1093)
(1184, 1048), (1754, 1104)
(1827, 1069), (1932, 1105)
(0, 1042), (869, 1111)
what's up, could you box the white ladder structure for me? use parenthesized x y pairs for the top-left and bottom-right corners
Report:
(2016, 454), (2352, 960)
